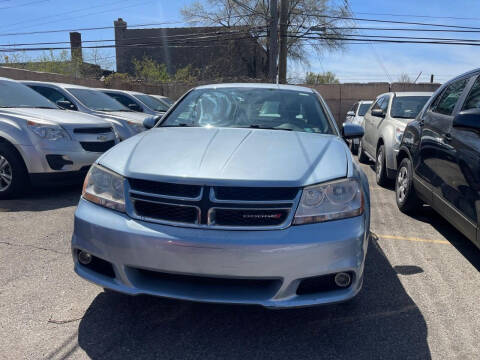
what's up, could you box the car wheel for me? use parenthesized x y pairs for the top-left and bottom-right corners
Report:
(0, 143), (28, 199)
(396, 157), (422, 213)
(349, 140), (358, 155)
(375, 145), (388, 186)
(357, 141), (368, 163)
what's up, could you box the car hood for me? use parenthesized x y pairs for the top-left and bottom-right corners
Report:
(95, 110), (151, 123)
(0, 107), (110, 128)
(99, 127), (349, 187)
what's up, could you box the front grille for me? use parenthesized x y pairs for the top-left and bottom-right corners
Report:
(80, 140), (115, 152)
(74, 127), (112, 134)
(127, 180), (300, 229)
(129, 178), (201, 198)
(134, 200), (199, 224)
(214, 187), (298, 201)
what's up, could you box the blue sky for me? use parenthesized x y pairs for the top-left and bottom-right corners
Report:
(0, 0), (479, 83)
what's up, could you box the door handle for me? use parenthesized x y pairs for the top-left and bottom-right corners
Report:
(444, 133), (452, 142)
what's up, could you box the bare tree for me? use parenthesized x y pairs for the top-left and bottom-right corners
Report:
(397, 73), (413, 83)
(181, 0), (351, 65)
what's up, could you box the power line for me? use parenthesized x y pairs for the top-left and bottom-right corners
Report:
(354, 11), (480, 22)
(0, 0), (48, 10)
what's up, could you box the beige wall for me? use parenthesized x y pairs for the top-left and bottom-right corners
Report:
(0, 66), (442, 125)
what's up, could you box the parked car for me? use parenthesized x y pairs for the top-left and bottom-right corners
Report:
(22, 81), (151, 140)
(149, 94), (174, 108)
(0, 78), (117, 199)
(396, 70), (480, 249)
(72, 83), (370, 308)
(98, 89), (169, 116)
(345, 100), (372, 154)
(358, 92), (432, 185)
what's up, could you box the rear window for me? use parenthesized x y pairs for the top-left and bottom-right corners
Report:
(391, 96), (431, 119)
(358, 103), (371, 116)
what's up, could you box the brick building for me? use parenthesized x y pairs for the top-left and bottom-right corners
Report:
(114, 18), (268, 80)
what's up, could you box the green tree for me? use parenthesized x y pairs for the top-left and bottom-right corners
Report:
(132, 56), (170, 82)
(305, 71), (339, 84)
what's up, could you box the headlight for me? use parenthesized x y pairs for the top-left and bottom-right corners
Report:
(395, 127), (404, 144)
(82, 164), (125, 212)
(127, 121), (145, 134)
(27, 121), (69, 141)
(294, 178), (364, 225)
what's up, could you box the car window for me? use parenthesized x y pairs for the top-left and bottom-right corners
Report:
(371, 97), (384, 111)
(462, 76), (480, 110)
(134, 94), (169, 112)
(161, 87), (335, 134)
(67, 88), (129, 111)
(0, 81), (57, 109)
(358, 103), (371, 116)
(391, 96), (431, 119)
(30, 86), (76, 110)
(432, 78), (468, 116)
(105, 92), (142, 112)
(380, 95), (389, 112)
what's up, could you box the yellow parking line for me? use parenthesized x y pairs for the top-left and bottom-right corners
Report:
(378, 234), (450, 245)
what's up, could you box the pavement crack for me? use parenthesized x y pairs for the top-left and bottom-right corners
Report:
(0, 241), (68, 255)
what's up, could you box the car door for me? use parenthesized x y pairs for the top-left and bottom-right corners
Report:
(364, 95), (388, 156)
(417, 76), (474, 239)
(448, 74), (480, 244)
(346, 103), (358, 123)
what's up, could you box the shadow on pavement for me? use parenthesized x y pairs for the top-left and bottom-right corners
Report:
(77, 238), (431, 360)
(0, 185), (81, 212)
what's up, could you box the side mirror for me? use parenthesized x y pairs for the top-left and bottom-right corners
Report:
(453, 108), (480, 131)
(56, 100), (75, 110)
(143, 116), (159, 129)
(371, 108), (385, 118)
(128, 103), (142, 112)
(346, 111), (355, 117)
(342, 123), (364, 139)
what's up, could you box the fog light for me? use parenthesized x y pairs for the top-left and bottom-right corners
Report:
(78, 250), (92, 265)
(334, 272), (352, 287)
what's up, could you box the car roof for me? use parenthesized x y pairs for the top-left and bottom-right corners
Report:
(195, 83), (316, 93)
(393, 92), (433, 97)
(20, 80), (91, 90)
(98, 88), (144, 95)
(358, 100), (373, 104)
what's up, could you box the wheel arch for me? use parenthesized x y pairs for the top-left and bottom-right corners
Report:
(0, 136), (29, 172)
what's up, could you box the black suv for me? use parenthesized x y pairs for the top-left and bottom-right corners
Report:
(395, 69), (480, 248)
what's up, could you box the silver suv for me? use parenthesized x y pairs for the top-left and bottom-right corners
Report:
(0, 78), (117, 199)
(358, 92), (432, 185)
(23, 81), (151, 140)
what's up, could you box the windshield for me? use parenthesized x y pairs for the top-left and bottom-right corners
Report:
(161, 87), (334, 134)
(134, 94), (169, 112)
(0, 80), (56, 109)
(67, 88), (129, 111)
(391, 96), (431, 119)
(358, 103), (372, 116)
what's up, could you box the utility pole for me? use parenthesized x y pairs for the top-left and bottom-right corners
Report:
(278, 0), (288, 84)
(268, 0), (278, 83)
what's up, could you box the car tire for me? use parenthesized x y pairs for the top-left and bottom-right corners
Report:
(396, 157), (422, 213)
(375, 145), (388, 186)
(0, 143), (29, 200)
(357, 140), (368, 163)
(349, 141), (358, 155)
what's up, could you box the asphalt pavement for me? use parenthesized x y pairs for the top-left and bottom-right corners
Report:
(1, 159), (479, 359)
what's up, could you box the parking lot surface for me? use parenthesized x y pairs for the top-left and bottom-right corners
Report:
(1, 159), (479, 360)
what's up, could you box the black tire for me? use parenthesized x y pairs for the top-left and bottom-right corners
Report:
(0, 143), (29, 199)
(375, 145), (388, 187)
(349, 140), (358, 155)
(395, 157), (422, 213)
(357, 140), (368, 163)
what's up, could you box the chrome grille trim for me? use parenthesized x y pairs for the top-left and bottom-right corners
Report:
(130, 187), (203, 202)
(209, 188), (297, 205)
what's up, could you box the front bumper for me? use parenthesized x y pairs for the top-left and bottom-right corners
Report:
(72, 199), (369, 308)
(19, 144), (102, 174)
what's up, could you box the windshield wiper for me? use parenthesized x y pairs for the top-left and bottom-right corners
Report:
(247, 125), (293, 131)
(162, 123), (195, 127)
